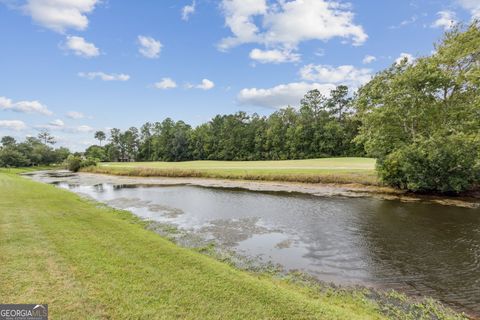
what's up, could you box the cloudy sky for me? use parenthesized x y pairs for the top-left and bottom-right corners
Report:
(0, 0), (478, 150)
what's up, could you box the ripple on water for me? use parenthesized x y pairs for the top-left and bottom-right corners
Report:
(27, 172), (480, 315)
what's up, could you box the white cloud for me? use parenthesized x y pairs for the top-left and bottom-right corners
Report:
(182, 1), (196, 21)
(35, 121), (94, 133)
(78, 72), (130, 81)
(264, 0), (367, 47)
(362, 55), (376, 64)
(66, 111), (85, 119)
(197, 79), (215, 90)
(238, 82), (335, 109)
(22, 0), (100, 33)
(0, 120), (27, 131)
(0, 97), (12, 109)
(219, 0), (267, 50)
(186, 79), (215, 90)
(239, 61), (372, 109)
(219, 0), (367, 51)
(76, 125), (94, 133)
(432, 11), (457, 30)
(249, 48), (300, 64)
(137, 35), (162, 59)
(0, 96), (53, 116)
(49, 119), (65, 127)
(395, 52), (415, 65)
(457, 0), (480, 18)
(35, 119), (66, 130)
(11, 101), (51, 114)
(154, 78), (177, 90)
(64, 36), (99, 57)
(52, 136), (97, 151)
(299, 64), (372, 87)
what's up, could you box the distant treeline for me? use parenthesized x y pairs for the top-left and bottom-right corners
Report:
(88, 85), (363, 163)
(0, 132), (70, 167)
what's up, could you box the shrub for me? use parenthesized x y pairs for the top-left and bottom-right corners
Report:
(65, 156), (97, 172)
(378, 134), (480, 193)
(65, 155), (82, 172)
(81, 158), (98, 168)
(0, 147), (30, 167)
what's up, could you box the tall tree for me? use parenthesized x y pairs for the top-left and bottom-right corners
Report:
(1, 136), (16, 147)
(94, 131), (106, 146)
(139, 123), (153, 161)
(327, 85), (352, 121)
(38, 130), (56, 145)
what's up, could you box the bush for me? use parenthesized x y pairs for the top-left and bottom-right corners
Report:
(65, 156), (98, 172)
(81, 158), (98, 168)
(378, 134), (480, 193)
(65, 155), (82, 172)
(0, 147), (30, 167)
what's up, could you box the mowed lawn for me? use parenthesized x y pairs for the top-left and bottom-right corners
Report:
(90, 157), (378, 185)
(0, 171), (385, 319)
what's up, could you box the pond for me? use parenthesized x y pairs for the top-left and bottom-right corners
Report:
(31, 172), (480, 314)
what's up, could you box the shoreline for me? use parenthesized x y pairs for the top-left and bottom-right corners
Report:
(22, 170), (478, 318)
(3, 171), (389, 319)
(23, 171), (478, 319)
(30, 170), (480, 209)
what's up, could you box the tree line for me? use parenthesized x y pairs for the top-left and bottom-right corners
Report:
(86, 85), (363, 163)
(0, 130), (70, 167)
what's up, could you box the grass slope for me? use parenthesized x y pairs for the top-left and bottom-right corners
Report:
(0, 171), (385, 319)
(85, 157), (379, 185)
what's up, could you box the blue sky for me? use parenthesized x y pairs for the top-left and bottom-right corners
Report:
(0, 0), (478, 150)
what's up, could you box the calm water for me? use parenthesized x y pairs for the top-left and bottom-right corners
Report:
(51, 180), (480, 313)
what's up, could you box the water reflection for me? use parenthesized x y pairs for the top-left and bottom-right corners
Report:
(50, 181), (480, 314)
(358, 200), (480, 311)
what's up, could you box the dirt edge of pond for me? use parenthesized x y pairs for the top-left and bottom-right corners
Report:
(26, 170), (480, 209)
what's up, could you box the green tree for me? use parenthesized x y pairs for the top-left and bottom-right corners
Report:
(54, 147), (71, 163)
(327, 85), (352, 121)
(108, 128), (122, 161)
(355, 22), (480, 192)
(38, 129), (56, 145)
(0, 147), (30, 167)
(139, 123), (153, 161)
(85, 145), (107, 161)
(1, 136), (16, 147)
(380, 135), (480, 193)
(94, 131), (106, 146)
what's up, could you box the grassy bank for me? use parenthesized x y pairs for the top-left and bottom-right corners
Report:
(83, 157), (379, 185)
(0, 171), (387, 319)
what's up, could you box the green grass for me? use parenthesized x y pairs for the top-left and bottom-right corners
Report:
(85, 157), (379, 185)
(0, 171), (387, 319)
(0, 165), (55, 174)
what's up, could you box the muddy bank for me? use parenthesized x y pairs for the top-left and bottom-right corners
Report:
(25, 170), (480, 209)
